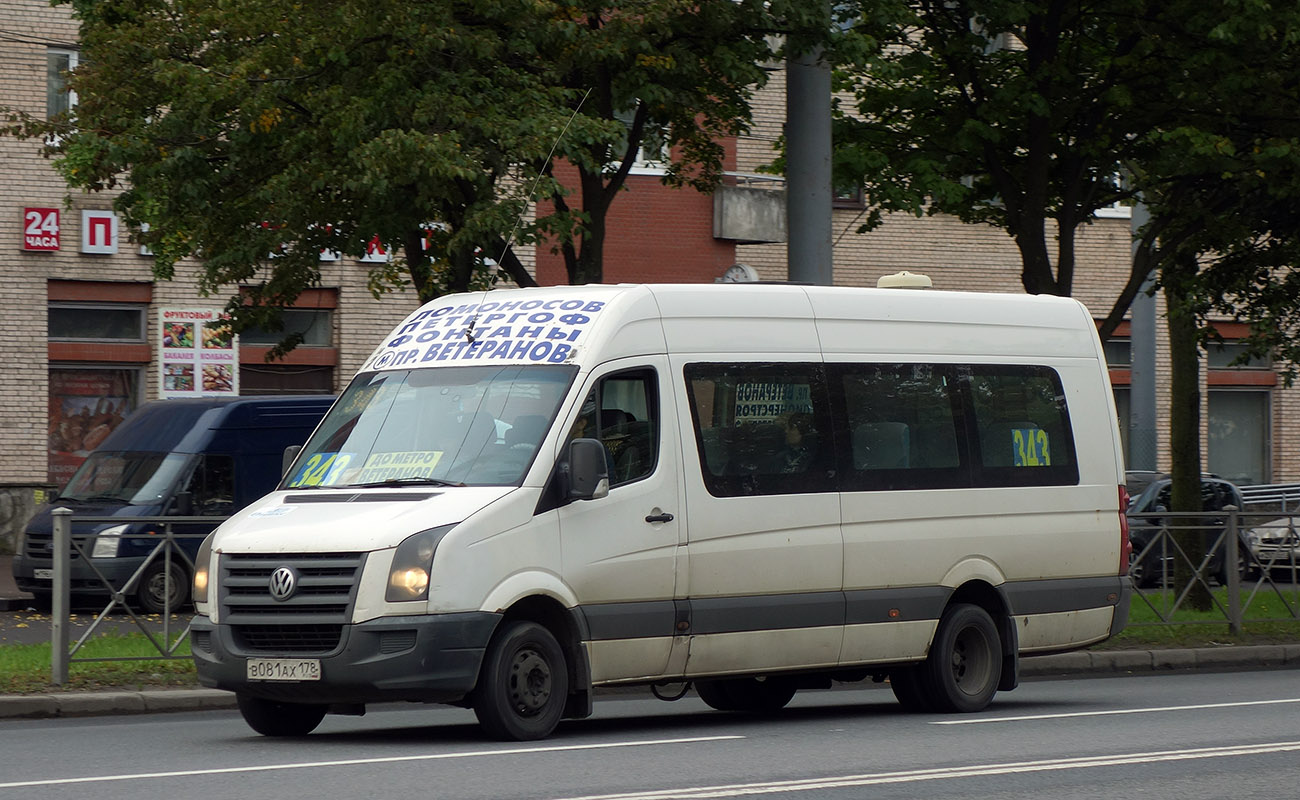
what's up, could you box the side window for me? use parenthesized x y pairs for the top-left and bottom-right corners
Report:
(684, 362), (832, 497)
(967, 366), (1079, 487)
(568, 369), (658, 487)
(189, 455), (235, 516)
(832, 363), (966, 491)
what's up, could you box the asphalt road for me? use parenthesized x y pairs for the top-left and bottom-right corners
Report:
(0, 669), (1296, 799)
(0, 606), (193, 646)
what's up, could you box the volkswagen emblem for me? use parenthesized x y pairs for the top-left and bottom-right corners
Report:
(269, 566), (298, 601)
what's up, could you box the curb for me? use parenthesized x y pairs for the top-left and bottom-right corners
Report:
(0, 645), (1295, 721)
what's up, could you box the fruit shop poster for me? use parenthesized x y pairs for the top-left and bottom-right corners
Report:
(159, 308), (240, 398)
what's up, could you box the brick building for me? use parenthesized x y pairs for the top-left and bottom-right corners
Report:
(2, 1), (1296, 552)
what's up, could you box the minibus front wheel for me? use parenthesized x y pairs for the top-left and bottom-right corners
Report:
(236, 694), (327, 736)
(473, 620), (569, 741)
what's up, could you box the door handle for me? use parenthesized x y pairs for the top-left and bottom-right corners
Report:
(645, 512), (674, 524)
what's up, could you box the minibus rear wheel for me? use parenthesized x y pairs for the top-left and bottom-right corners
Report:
(922, 603), (1002, 713)
(694, 676), (796, 713)
(473, 620), (569, 741)
(236, 694), (327, 736)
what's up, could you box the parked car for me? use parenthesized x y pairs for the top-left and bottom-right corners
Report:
(1243, 518), (1300, 574)
(13, 395), (333, 612)
(1125, 472), (1246, 588)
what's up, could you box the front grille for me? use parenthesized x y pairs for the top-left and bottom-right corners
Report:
(234, 624), (343, 653)
(218, 552), (364, 626)
(22, 533), (85, 561)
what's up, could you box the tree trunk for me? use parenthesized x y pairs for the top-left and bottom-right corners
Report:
(1164, 253), (1211, 610)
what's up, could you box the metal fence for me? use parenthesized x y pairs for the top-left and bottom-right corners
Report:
(48, 508), (217, 685)
(1239, 483), (1300, 513)
(1127, 508), (1300, 633)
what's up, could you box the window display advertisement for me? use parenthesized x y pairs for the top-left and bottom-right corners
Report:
(48, 368), (135, 486)
(159, 308), (239, 398)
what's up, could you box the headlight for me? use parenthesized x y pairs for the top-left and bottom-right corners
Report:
(91, 524), (129, 558)
(192, 532), (215, 607)
(386, 524), (456, 603)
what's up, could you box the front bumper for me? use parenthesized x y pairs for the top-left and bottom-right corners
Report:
(190, 611), (502, 705)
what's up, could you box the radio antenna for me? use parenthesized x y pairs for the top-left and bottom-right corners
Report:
(498, 87), (592, 268)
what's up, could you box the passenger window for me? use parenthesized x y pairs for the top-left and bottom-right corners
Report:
(568, 369), (658, 487)
(189, 455), (235, 516)
(967, 366), (1078, 487)
(832, 364), (965, 491)
(684, 363), (832, 497)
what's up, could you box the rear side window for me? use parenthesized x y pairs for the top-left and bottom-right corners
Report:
(832, 363), (966, 491)
(685, 361), (1079, 495)
(684, 363), (834, 497)
(967, 366), (1078, 487)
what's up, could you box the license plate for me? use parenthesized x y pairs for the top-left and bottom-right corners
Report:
(246, 658), (321, 682)
(33, 569), (53, 580)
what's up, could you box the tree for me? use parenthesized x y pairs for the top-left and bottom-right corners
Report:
(529, 0), (792, 285)
(15, 0), (590, 348)
(835, 0), (1158, 323)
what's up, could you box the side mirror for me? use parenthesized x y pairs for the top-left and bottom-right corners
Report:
(282, 445), (303, 478)
(568, 438), (610, 501)
(171, 490), (194, 517)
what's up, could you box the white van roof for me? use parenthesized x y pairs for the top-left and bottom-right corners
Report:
(359, 284), (1101, 374)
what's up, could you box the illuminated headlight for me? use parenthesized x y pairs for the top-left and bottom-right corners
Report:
(386, 524), (456, 603)
(192, 532), (215, 607)
(91, 524), (129, 558)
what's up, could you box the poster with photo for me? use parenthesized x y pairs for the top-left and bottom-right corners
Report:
(48, 368), (137, 486)
(159, 308), (239, 398)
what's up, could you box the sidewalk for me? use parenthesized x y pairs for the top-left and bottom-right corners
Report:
(1, 552), (1297, 720)
(0, 555), (32, 612)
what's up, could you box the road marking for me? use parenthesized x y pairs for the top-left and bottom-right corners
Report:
(931, 696), (1300, 724)
(551, 741), (1300, 800)
(0, 735), (744, 790)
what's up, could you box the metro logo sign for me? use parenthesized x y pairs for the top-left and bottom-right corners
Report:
(81, 210), (119, 254)
(23, 208), (60, 251)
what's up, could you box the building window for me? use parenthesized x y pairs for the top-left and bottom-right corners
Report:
(1208, 390), (1270, 485)
(833, 184), (866, 209)
(240, 309), (333, 347)
(1103, 338), (1131, 368)
(47, 48), (78, 119)
(1207, 342), (1269, 370)
(48, 303), (146, 342)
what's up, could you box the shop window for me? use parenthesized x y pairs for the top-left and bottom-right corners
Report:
(1208, 390), (1270, 485)
(49, 303), (146, 342)
(48, 367), (141, 486)
(240, 309), (333, 347)
(239, 364), (335, 395)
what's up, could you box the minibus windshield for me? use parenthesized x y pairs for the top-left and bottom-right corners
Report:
(59, 451), (192, 505)
(283, 364), (577, 489)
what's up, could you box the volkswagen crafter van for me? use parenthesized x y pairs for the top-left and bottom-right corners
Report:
(190, 283), (1132, 740)
(14, 395), (333, 612)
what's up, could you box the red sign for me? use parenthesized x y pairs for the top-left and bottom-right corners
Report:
(23, 208), (60, 251)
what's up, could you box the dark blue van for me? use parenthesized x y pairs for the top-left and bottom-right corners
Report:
(13, 395), (333, 612)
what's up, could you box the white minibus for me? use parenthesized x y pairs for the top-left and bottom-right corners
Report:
(190, 282), (1132, 740)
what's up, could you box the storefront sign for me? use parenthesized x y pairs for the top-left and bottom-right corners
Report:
(159, 308), (240, 397)
(81, 210), (119, 254)
(23, 208), (60, 251)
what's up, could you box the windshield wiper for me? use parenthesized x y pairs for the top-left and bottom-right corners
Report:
(351, 476), (465, 488)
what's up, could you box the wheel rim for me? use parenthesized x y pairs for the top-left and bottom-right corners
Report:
(950, 625), (994, 696)
(507, 648), (552, 716)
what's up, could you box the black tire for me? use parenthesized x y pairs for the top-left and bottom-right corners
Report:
(889, 666), (933, 712)
(135, 559), (190, 614)
(695, 676), (796, 713)
(920, 603), (1002, 713)
(236, 694), (328, 737)
(1129, 539), (1156, 589)
(473, 620), (569, 741)
(694, 678), (740, 711)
